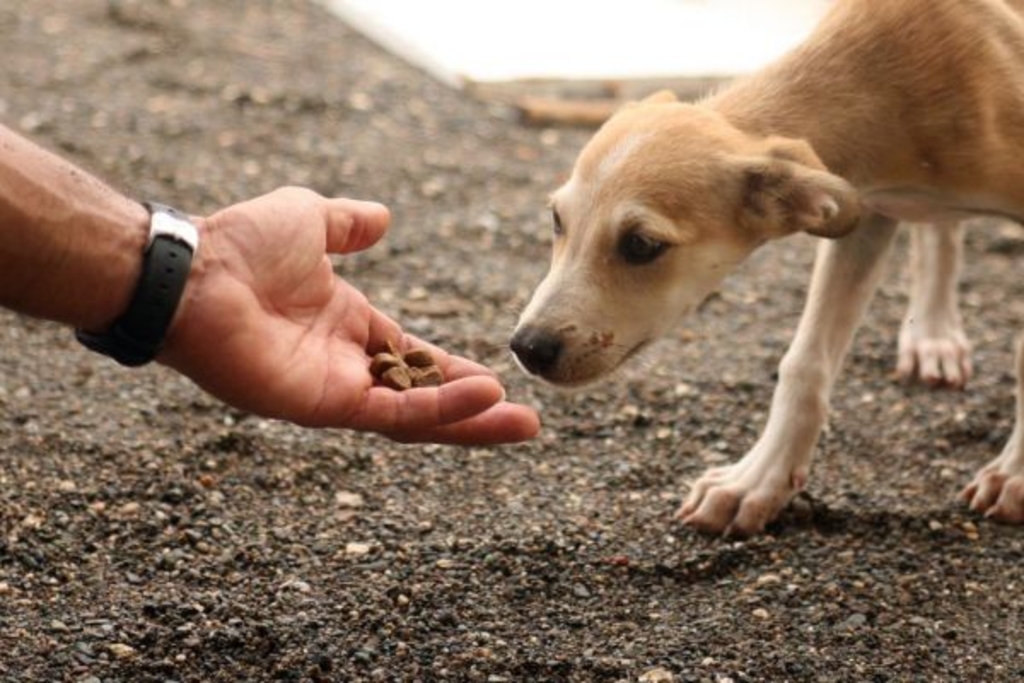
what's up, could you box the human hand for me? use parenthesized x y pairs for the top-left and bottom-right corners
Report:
(158, 187), (539, 444)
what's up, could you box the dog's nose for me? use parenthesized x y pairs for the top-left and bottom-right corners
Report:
(510, 327), (563, 377)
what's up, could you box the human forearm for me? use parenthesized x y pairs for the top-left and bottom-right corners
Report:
(0, 123), (149, 330)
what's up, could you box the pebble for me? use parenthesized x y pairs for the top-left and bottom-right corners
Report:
(639, 666), (675, 682)
(752, 608), (769, 620)
(0, 581), (10, 594)
(108, 643), (137, 659)
(279, 579), (312, 593)
(838, 613), (868, 630)
(334, 491), (364, 508)
(119, 501), (141, 516)
(572, 583), (591, 598)
(345, 542), (372, 557)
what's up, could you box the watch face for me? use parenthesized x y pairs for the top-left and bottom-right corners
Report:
(146, 203), (199, 252)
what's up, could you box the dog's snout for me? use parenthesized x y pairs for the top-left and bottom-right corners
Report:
(510, 327), (563, 377)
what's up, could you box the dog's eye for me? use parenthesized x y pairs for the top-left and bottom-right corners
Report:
(552, 208), (564, 237)
(618, 231), (667, 265)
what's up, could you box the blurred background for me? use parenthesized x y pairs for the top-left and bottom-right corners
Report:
(326, 0), (832, 94)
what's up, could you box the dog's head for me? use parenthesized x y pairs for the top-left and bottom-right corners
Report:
(511, 90), (861, 386)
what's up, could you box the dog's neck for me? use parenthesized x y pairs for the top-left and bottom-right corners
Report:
(704, 0), (1021, 195)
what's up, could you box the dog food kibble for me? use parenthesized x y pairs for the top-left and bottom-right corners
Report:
(370, 343), (444, 390)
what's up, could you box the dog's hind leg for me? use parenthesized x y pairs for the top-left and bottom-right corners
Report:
(679, 213), (900, 535)
(961, 333), (1024, 522)
(896, 220), (972, 388)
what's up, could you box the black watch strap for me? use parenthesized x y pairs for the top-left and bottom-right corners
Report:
(76, 202), (198, 367)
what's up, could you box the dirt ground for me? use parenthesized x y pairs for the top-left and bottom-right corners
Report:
(2, 1), (1023, 681)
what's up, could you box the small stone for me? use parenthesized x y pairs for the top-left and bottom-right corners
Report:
(639, 667), (675, 683)
(50, 619), (70, 633)
(280, 579), (312, 593)
(435, 558), (456, 569)
(838, 613), (868, 630)
(756, 573), (782, 586)
(0, 581), (10, 594)
(119, 501), (141, 516)
(928, 520), (944, 531)
(572, 583), (591, 598)
(107, 643), (137, 659)
(345, 542), (372, 557)
(752, 608), (769, 620)
(334, 491), (365, 508)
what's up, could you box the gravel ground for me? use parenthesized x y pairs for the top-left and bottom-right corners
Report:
(2, 2), (1024, 681)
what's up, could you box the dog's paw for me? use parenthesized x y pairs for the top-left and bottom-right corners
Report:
(960, 435), (1024, 522)
(676, 458), (808, 536)
(896, 318), (972, 389)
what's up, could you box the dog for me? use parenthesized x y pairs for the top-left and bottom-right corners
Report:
(510, 0), (1024, 535)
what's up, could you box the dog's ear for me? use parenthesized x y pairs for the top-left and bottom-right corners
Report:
(735, 157), (862, 239)
(640, 89), (678, 105)
(622, 89), (678, 111)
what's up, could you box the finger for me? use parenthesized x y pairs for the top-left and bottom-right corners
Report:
(344, 375), (506, 434)
(385, 402), (541, 445)
(324, 198), (391, 254)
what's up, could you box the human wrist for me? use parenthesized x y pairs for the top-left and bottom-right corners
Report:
(76, 202), (200, 366)
(81, 200), (152, 331)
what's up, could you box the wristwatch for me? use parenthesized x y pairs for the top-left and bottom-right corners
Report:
(75, 201), (199, 366)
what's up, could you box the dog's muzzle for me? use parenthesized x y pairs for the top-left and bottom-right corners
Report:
(510, 326), (563, 378)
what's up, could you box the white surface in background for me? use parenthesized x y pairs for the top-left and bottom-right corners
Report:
(323, 0), (832, 86)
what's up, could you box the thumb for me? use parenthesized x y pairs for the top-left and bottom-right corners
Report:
(324, 198), (391, 254)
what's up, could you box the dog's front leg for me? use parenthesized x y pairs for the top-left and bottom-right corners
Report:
(896, 220), (972, 388)
(678, 213), (899, 535)
(961, 333), (1024, 522)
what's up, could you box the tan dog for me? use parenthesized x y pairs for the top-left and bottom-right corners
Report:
(511, 0), (1024, 534)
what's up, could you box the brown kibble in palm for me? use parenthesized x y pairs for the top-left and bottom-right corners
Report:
(370, 344), (444, 390)
(380, 366), (413, 391)
(403, 349), (435, 368)
(369, 352), (402, 377)
(408, 366), (444, 387)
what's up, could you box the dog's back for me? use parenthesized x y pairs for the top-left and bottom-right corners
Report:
(711, 0), (1024, 214)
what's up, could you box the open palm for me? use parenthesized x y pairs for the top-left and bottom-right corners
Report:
(159, 187), (539, 444)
